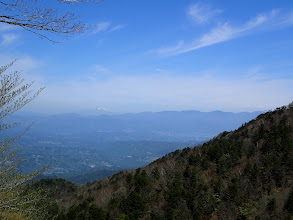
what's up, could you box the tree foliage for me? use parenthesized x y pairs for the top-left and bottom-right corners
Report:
(0, 61), (47, 219)
(52, 103), (293, 219)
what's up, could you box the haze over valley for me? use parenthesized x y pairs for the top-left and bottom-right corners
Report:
(5, 110), (262, 182)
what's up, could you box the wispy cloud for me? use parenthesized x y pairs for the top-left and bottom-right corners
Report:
(153, 10), (293, 56)
(0, 23), (19, 32)
(0, 55), (42, 71)
(0, 55), (46, 93)
(94, 22), (111, 33)
(17, 56), (42, 71)
(1, 33), (19, 46)
(110, 24), (125, 32)
(187, 3), (222, 24)
(94, 64), (109, 73)
(93, 22), (125, 33)
(154, 68), (169, 73)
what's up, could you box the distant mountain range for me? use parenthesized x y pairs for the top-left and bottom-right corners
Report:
(8, 110), (263, 142)
(3, 110), (263, 179)
(38, 105), (293, 219)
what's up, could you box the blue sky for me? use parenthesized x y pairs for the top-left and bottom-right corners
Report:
(1, 0), (293, 114)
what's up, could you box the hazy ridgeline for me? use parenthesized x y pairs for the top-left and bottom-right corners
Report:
(3, 110), (262, 181)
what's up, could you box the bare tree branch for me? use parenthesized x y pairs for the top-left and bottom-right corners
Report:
(0, 0), (103, 42)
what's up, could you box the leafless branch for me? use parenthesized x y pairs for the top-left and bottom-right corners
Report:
(0, 0), (103, 42)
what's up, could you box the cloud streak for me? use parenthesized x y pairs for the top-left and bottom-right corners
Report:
(94, 22), (111, 33)
(94, 22), (125, 33)
(187, 3), (222, 24)
(153, 10), (293, 56)
(110, 24), (125, 32)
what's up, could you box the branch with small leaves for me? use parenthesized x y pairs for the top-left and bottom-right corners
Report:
(0, 61), (49, 219)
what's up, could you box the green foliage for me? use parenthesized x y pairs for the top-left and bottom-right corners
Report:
(166, 176), (184, 208)
(238, 202), (250, 217)
(183, 166), (190, 178)
(150, 212), (164, 220)
(117, 213), (128, 220)
(224, 177), (239, 202)
(48, 202), (59, 217)
(180, 147), (191, 158)
(152, 167), (160, 180)
(33, 178), (77, 193)
(126, 173), (133, 184)
(253, 124), (265, 143)
(284, 188), (293, 214)
(188, 154), (200, 166)
(205, 139), (243, 170)
(214, 177), (223, 195)
(247, 144), (256, 158)
(56, 198), (106, 220)
(120, 191), (146, 219)
(266, 198), (276, 213)
(164, 207), (175, 220)
(109, 197), (122, 210)
(133, 169), (151, 193)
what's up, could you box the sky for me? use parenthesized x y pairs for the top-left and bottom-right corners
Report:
(1, 0), (293, 114)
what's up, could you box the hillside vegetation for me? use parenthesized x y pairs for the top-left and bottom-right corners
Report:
(38, 104), (293, 219)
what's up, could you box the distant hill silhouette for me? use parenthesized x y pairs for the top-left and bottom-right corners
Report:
(9, 110), (263, 141)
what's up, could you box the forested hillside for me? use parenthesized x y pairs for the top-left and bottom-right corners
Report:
(37, 104), (293, 219)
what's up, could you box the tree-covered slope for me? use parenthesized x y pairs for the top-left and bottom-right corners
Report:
(46, 104), (293, 219)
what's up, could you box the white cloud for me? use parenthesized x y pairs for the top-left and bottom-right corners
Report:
(18, 57), (38, 69)
(97, 107), (111, 111)
(94, 22), (111, 33)
(0, 55), (46, 100)
(94, 64), (109, 73)
(0, 55), (42, 73)
(153, 10), (293, 56)
(93, 22), (125, 33)
(25, 72), (293, 114)
(154, 68), (169, 73)
(1, 33), (19, 46)
(187, 3), (222, 24)
(110, 24), (125, 32)
(0, 23), (19, 32)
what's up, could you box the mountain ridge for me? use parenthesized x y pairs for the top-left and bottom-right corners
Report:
(9, 110), (263, 142)
(34, 103), (293, 219)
